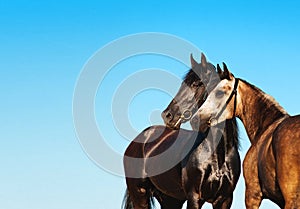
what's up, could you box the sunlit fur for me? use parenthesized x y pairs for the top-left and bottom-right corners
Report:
(123, 124), (240, 209)
(194, 78), (236, 129)
(193, 65), (300, 208)
(124, 55), (241, 209)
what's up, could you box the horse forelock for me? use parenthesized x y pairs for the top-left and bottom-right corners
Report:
(183, 62), (216, 86)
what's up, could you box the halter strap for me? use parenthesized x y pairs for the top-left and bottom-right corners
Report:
(230, 78), (239, 117)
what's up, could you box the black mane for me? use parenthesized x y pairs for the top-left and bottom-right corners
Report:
(184, 63), (240, 150)
(225, 118), (240, 150)
(183, 62), (216, 86)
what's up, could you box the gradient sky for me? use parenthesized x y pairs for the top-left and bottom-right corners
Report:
(1, 1), (300, 209)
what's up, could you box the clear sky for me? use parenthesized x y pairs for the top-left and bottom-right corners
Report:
(1, 1), (300, 209)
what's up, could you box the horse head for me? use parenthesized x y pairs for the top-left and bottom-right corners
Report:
(161, 53), (220, 129)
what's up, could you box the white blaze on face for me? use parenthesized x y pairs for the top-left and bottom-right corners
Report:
(196, 78), (235, 124)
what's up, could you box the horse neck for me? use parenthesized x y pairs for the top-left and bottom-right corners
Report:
(236, 79), (288, 144)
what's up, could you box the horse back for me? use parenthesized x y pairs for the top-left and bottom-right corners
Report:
(123, 125), (168, 179)
(272, 115), (300, 156)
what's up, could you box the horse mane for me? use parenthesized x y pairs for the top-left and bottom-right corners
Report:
(239, 78), (287, 115)
(183, 62), (216, 86)
(184, 64), (240, 149)
(225, 118), (240, 150)
(183, 68), (200, 85)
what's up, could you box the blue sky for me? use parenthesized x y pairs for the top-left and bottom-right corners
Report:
(1, 1), (300, 209)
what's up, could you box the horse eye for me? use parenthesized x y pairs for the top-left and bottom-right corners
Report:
(191, 82), (202, 88)
(215, 90), (225, 98)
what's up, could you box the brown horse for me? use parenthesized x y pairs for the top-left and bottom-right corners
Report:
(123, 55), (241, 209)
(191, 63), (300, 208)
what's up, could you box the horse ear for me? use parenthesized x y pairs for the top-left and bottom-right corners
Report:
(201, 53), (207, 68)
(190, 53), (197, 68)
(222, 62), (234, 80)
(217, 64), (222, 75)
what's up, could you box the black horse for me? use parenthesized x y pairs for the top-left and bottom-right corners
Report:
(123, 54), (241, 209)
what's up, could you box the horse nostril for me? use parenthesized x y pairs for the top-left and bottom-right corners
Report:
(166, 112), (173, 119)
(162, 110), (174, 123)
